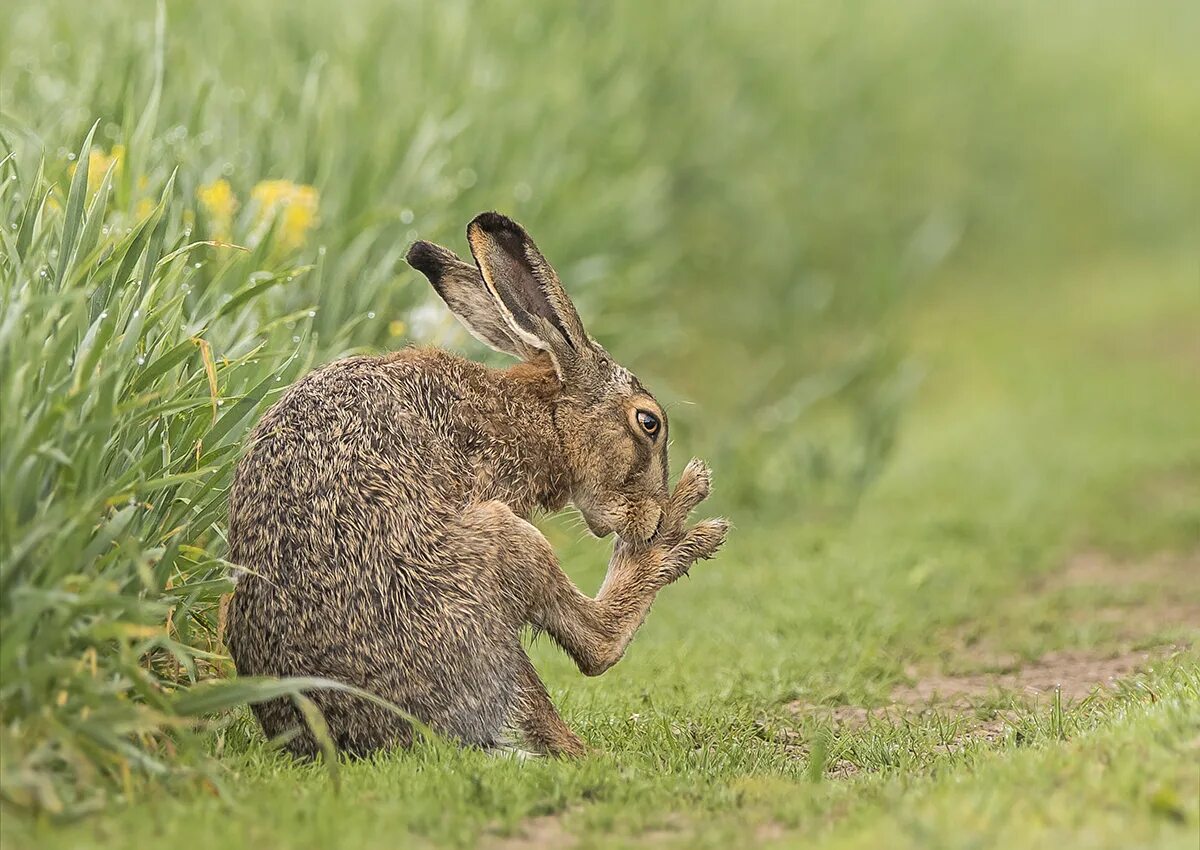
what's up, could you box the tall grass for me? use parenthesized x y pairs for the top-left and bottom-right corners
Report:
(0, 111), (328, 811)
(2, 0), (1197, 817)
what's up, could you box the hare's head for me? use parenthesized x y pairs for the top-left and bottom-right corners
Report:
(407, 212), (669, 542)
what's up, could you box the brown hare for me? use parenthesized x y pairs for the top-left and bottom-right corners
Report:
(226, 212), (728, 758)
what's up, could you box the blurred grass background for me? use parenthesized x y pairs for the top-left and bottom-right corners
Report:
(1, 0), (1198, 819)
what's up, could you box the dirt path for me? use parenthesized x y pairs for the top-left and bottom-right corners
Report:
(782, 548), (1198, 775)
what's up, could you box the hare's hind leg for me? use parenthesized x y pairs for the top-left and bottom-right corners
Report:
(512, 655), (586, 757)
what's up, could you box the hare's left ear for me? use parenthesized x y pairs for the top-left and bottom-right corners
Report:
(466, 212), (592, 374)
(406, 240), (542, 360)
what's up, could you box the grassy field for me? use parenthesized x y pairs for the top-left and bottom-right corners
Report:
(7, 251), (1199, 847)
(2, 0), (1199, 847)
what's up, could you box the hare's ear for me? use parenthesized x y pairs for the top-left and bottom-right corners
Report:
(406, 240), (542, 360)
(466, 212), (591, 373)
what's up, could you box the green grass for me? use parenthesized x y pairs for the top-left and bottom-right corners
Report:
(6, 252), (1199, 847)
(2, 0), (1199, 846)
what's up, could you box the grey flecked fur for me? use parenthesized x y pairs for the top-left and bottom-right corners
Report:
(226, 212), (728, 758)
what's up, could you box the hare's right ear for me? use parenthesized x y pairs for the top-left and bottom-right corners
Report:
(466, 212), (592, 376)
(406, 240), (542, 360)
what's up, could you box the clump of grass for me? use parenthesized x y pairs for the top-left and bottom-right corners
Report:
(0, 119), (331, 815)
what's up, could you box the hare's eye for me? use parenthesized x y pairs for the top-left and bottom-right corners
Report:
(635, 409), (660, 437)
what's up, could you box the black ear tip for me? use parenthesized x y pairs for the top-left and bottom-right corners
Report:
(405, 240), (448, 279)
(468, 211), (523, 238)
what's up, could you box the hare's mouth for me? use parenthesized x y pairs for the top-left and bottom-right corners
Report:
(577, 505), (614, 538)
(620, 502), (663, 544)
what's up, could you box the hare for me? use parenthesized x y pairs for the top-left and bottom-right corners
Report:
(225, 212), (728, 758)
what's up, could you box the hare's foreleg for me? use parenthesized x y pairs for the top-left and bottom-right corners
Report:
(511, 654), (587, 757)
(463, 461), (727, 680)
(533, 546), (667, 676)
(532, 459), (727, 677)
(460, 500), (651, 677)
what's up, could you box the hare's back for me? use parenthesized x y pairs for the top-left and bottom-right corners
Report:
(225, 353), (523, 741)
(228, 353), (473, 577)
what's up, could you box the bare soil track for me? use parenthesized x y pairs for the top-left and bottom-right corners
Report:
(786, 548), (1198, 771)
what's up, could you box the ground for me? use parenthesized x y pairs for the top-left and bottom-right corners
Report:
(7, 251), (1198, 848)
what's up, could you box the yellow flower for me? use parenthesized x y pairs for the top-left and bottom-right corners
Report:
(250, 180), (319, 251)
(196, 179), (238, 242)
(70, 145), (124, 196)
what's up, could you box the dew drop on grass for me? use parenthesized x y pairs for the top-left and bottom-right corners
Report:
(292, 335), (300, 343)
(98, 311), (108, 320)
(193, 262), (202, 269)
(67, 152), (76, 161)
(216, 399), (225, 407)
(367, 311), (376, 319)
(307, 310), (316, 318)
(136, 356), (146, 365)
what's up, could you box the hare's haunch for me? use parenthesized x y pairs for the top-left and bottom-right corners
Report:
(226, 212), (728, 757)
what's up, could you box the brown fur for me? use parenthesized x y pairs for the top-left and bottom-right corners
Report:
(226, 212), (728, 757)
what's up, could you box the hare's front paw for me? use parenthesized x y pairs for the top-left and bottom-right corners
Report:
(638, 458), (729, 585)
(668, 457), (714, 521)
(660, 517), (729, 582)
